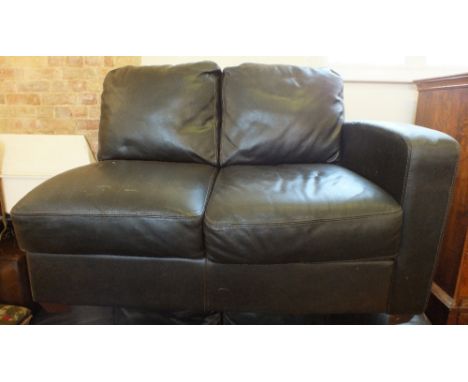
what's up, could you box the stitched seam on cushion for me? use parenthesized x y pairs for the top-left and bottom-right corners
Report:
(12, 212), (202, 220)
(205, 209), (402, 229)
(13, 171), (218, 221)
(207, 255), (397, 266)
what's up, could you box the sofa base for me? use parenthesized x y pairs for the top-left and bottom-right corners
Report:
(28, 253), (395, 315)
(27, 253), (205, 311)
(206, 260), (394, 314)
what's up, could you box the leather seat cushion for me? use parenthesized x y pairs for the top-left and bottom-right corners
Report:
(98, 62), (221, 165)
(204, 164), (402, 264)
(220, 63), (344, 165)
(12, 161), (217, 258)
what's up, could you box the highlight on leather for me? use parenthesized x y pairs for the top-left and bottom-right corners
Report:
(98, 61), (221, 165)
(9, 61), (461, 316)
(220, 63), (344, 165)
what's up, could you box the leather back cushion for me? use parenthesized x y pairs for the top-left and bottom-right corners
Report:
(98, 62), (221, 165)
(220, 63), (344, 165)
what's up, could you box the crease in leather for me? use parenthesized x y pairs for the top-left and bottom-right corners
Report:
(205, 210), (402, 229)
(220, 63), (344, 165)
(204, 164), (402, 264)
(12, 160), (217, 258)
(200, 168), (219, 217)
(98, 62), (221, 165)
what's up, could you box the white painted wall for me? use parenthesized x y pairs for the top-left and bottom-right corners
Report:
(343, 82), (417, 123)
(0, 134), (95, 213)
(142, 56), (418, 124)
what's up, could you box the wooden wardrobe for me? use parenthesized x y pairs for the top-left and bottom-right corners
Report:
(414, 73), (468, 324)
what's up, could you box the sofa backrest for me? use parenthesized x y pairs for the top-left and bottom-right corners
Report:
(220, 63), (344, 165)
(98, 61), (221, 165)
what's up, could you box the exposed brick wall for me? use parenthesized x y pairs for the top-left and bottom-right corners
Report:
(0, 56), (141, 153)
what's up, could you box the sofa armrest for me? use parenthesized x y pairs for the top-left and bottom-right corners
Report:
(340, 121), (460, 313)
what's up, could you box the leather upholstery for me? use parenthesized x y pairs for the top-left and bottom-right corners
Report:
(27, 253), (205, 311)
(205, 164), (402, 264)
(206, 260), (393, 314)
(12, 161), (217, 258)
(98, 62), (221, 165)
(341, 121), (460, 313)
(10, 62), (461, 317)
(220, 63), (344, 165)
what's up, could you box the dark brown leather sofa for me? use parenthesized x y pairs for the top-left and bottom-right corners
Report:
(11, 62), (460, 318)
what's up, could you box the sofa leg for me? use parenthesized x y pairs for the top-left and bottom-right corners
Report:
(40, 303), (71, 314)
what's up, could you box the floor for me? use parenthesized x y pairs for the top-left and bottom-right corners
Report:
(30, 306), (430, 325)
